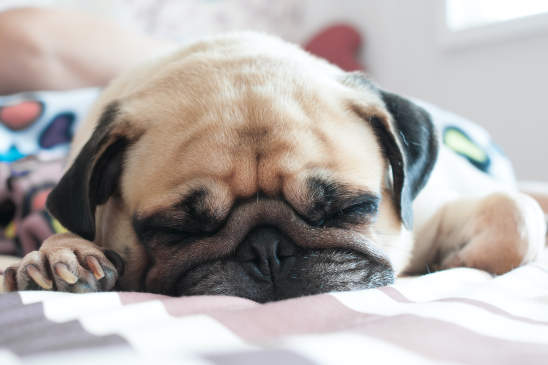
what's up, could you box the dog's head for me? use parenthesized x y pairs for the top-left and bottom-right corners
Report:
(46, 33), (438, 302)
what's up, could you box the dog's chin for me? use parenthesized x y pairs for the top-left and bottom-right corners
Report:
(175, 248), (394, 303)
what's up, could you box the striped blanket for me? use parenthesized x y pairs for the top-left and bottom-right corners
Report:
(2, 251), (547, 365)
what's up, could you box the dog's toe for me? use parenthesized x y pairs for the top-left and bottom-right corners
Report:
(46, 248), (117, 293)
(4, 235), (121, 293)
(8, 251), (53, 290)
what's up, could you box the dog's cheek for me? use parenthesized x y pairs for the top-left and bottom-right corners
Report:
(96, 202), (147, 291)
(279, 250), (394, 298)
(372, 188), (415, 273)
(116, 243), (148, 291)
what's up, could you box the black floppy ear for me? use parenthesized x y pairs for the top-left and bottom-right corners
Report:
(371, 91), (438, 229)
(46, 102), (130, 241)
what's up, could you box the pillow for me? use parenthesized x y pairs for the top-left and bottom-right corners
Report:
(304, 24), (365, 71)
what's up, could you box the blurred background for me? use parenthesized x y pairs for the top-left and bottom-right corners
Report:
(1, 0), (547, 180)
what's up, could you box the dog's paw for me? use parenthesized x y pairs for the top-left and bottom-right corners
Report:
(3, 233), (124, 293)
(439, 192), (546, 274)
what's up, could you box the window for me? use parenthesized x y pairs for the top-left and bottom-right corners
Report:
(447, 0), (548, 30)
(439, 0), (548, 49)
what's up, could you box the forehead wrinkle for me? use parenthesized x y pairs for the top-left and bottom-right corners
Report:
(227, 86), (311, 196)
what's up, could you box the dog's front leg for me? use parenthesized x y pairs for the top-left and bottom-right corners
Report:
(3, 232), (124, 292)
(406, 192), (546, 275)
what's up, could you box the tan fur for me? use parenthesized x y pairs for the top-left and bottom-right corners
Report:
(101, 33), (403, 287)
(407, 192), (545, 274)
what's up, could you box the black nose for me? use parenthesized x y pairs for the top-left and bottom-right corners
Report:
(236, 226), (298, 279)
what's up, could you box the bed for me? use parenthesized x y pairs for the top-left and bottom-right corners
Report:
(1, 255), (547, 364)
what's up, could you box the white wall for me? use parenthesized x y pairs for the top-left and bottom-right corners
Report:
(299, 0), (548, 181)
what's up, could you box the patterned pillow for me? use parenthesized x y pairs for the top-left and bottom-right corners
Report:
(0, 88), (99, 162)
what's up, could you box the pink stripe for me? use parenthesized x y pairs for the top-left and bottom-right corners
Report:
(354, 313), (548, 365)
(209, 293), (374, 341)
(205, 292), (548, 364)
(162, 295), (257, 316)
(119, 292), (257, 316)
(380, 287), (548, 326)
(379, 286), (413, 303)
(437, 297), (548, 326)
(117, 287), (548, 364)
(119, 292), (172, 304)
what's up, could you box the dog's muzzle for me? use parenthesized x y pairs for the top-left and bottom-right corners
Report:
(145, 199), (395, 302)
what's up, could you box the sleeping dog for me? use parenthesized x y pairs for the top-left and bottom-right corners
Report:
(4, 33), (546, 302)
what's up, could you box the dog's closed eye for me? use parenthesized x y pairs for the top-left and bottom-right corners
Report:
(133, 188), (226, 246)
(133, 214), (193, 246)
(305, 177), (380, 227)
(331, 194), (380, 223)
(308, 194), (380, 228)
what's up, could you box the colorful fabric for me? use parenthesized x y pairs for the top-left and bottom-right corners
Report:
(416, 99), (516, 185)
(0, 89), (99, 256)
(0, 88), (99, 162)
(1, 255), (547, 364)
(0, 157), (67, 256)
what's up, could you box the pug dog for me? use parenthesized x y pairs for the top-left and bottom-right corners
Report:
(3, 33), (546, 302)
